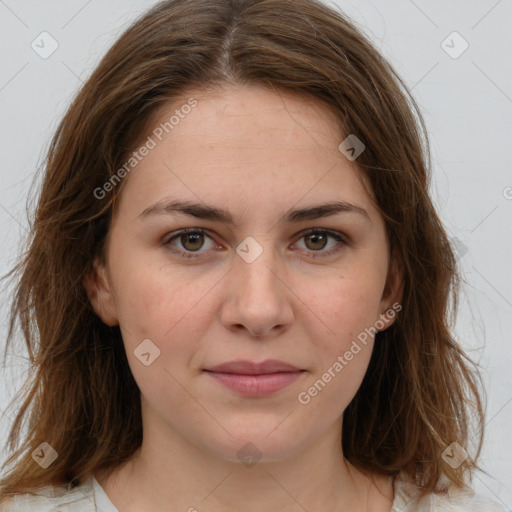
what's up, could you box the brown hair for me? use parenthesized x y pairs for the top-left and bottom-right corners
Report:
(0, 0), (487, 503)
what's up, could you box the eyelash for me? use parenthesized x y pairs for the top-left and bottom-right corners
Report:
(163, 228), (348, 260)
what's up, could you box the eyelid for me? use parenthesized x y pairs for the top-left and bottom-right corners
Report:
(291, 228), (348, 259)
(162, 228), (219, 252)
(294, 227), (349, 244)
(163, 227), (349, 259)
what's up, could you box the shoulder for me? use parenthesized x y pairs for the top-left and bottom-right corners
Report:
(393, 474), (507, 512)
(423, 488), (506, 512)
(0, 477), (96, 512)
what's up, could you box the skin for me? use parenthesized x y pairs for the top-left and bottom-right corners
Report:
(86, 83), (403, 512)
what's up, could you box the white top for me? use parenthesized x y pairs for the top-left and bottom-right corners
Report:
(0, 473), (507, 511)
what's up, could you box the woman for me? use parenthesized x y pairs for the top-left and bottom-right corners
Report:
(0, 0), (506, 510)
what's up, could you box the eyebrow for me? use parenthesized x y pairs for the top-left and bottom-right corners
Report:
(138, 199), (371, 224)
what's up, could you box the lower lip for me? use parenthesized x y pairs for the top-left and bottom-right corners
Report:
(204, 371), (304, 396)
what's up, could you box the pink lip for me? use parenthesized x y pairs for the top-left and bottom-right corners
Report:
(203, 359), (305, 397)
(205, 359), (302, 374)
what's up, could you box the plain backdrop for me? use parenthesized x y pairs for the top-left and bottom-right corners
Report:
(0, 0), (511, 507)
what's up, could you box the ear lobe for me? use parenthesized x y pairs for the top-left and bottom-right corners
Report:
(83, 258), (119, 326)
(378, 250), (404, 331)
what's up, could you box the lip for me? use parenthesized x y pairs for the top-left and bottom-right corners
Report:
(204, 359), (302, 374)
(203, 359), (305, 397)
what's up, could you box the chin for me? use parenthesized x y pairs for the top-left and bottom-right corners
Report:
(198, 430), (307, 466)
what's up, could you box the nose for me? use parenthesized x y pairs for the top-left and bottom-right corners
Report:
(219, 241), (294, 339)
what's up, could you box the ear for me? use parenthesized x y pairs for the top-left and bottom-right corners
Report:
(83, 257), (119, 326)
(377, 249), (404, 331)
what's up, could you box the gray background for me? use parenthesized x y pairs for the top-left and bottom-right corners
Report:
(0, 0), (510, 507)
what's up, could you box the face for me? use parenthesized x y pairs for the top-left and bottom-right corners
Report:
(86, 83), (402, 464)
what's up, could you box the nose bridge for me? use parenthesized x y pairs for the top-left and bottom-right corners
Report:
(235, 235), (283, 303)
(221, 235), (293, 337)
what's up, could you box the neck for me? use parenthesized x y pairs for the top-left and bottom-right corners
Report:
(95, 417), (394, 511)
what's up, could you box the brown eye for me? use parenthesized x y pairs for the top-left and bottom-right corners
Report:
(180, 232), (205, 251)
(304, 232), (329, 251)
(294, 229), (347, 259)
(164, 228), (217, 259)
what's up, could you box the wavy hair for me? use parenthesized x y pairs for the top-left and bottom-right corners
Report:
(0, 0), (486, 503)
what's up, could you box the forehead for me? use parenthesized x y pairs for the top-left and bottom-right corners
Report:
(145, 83), (345, 144)
(112, 83), (376, 224)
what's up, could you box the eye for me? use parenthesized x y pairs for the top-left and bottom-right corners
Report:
(163, 228), (218, 259)
(163, 227), (348, 260)
(292, 229), (348, 259)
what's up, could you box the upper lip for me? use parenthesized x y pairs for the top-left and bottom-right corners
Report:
(204, 359), (303, 374)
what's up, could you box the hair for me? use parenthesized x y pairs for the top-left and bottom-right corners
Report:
(0, 0), (487, 504)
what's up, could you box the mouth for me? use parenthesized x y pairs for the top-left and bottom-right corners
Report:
(203, 370), (306, 396)
(204, 359), (303, 374)
(202, 360), (306, 397)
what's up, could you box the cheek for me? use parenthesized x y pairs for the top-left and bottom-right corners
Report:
(111, 263), (203, 410)
(303, 269), (384, 343)
(111, 256), (213, 371)
(296, 276), (379, 416)
(111, 250), (191, 332)
(293, 268), (383, 408)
